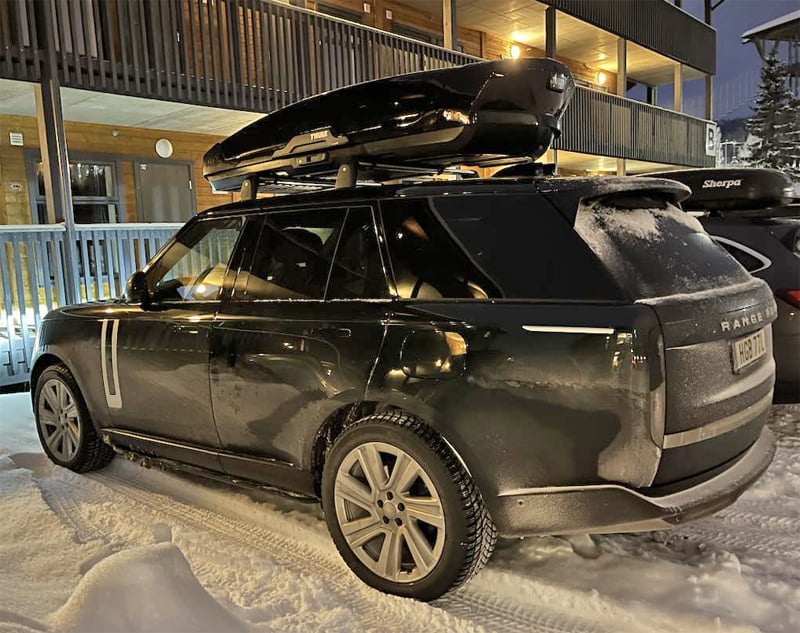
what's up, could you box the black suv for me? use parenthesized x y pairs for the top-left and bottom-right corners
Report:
(31, 60), (777, 601)
(647, 168), (799, 403)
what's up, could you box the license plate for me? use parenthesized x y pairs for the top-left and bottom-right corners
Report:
(732, 329), (767, 373)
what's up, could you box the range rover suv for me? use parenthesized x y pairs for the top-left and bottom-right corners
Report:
(31, 60), (777, 601)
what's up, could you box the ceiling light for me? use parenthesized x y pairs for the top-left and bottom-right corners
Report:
(597, 71), (607, 85)
(598, 52), (607, 61)
(510, 44), (522, 59)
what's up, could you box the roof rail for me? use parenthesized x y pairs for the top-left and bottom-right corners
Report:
(203, 58), (575, 199)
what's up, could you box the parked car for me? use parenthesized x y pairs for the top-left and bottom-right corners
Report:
(31, 60), (777, 601)
(648, 168), (799, 403)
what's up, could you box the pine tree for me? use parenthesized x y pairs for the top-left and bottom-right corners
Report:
(746, 54), (800, 177)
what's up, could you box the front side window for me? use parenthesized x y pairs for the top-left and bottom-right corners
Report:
(243, 209), (346, 300)
(147, 216), (244, 302)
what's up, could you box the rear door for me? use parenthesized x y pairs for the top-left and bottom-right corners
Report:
(210, 205), (390, 495)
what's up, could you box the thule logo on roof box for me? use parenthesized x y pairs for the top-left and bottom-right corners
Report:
(702, 178), (742, 189)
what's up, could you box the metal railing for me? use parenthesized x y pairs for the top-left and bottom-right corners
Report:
(0, 223), (180, 387)
(557, 87), (714, 167)
(0, 0), (714, 167)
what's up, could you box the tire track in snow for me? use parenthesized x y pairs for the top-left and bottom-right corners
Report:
(677, 519), (800, 562)
(85, 469), (606, 633)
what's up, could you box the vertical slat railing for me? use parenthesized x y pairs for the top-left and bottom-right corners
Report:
(0, 224), (180, 387)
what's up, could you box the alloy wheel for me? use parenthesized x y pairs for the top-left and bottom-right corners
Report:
(38, 378), (81, 462)
(333, 441), (446, 583)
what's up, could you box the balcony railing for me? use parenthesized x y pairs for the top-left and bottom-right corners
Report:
(558, 88), (714, 167)
(0, 224), (181, 387)
(0, 0), (714, 172)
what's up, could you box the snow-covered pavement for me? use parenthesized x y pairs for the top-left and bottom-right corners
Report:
(1, 392), (799, 633)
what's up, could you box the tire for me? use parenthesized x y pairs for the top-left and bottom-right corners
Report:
(321, 412), (496, 601)
(34, 364), (115, 473)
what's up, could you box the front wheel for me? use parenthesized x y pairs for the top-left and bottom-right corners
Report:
(321, 412), (496, 601)
(34, 364), (115, 473)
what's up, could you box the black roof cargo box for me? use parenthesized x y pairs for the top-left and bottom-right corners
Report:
(203, 58), (574, 193)
(647, 168), (794, 214)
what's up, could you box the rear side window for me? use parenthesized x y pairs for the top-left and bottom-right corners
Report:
(327, 207), (390, 299)
(431, 194), (622, 300)
(575, 196), (751, 299)
(713, 238), (768, 273)
(381, 198), (499, 299)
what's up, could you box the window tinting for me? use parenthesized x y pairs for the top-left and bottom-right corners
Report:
(381, 198), (498, 299)
(574, 196), (751, 299)
(327, 207), (389, 299)
(148, 217), (244, 302)
(245, 209), (346, 300)
(431, 194), (622, 300)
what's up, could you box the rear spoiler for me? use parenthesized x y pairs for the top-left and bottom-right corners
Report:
(203, 58), (575, 195)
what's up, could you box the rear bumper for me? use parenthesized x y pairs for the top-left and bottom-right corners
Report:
(492, 427), (776, 538)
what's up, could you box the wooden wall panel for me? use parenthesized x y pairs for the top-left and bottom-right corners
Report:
(0, 114), (233, 226)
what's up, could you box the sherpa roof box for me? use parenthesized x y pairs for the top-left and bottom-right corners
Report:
(203, 58), (574, 197)
(647, 167), (794, 214)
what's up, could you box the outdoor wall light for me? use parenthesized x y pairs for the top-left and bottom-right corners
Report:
(155, 138), (174, 158)
(510, 44), (522, 59)
(597, 71), (607, 85)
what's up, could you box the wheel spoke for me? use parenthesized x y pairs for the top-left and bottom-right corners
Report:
(62, 402), (78, 420)
(341, 516), (385, 549)
(357, 444), (387, 493)
(403, 521), (436, 575)
(43, 384), (59, 412)
(375, 530), (402, 580)
(387, 452), (419, 494)
(65, 420), (80, 447)
(39, 411), (58, 427)
(63, 429), (73, 458)
(336, 473), (375, 511)
(402, 495), (445, 529)
(48, 426), (65, 455)
(57, 382), (68, 409)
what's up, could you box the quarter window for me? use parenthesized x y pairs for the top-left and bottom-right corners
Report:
(244, 209), (346, 300)
(147, 217), (244, 302)
(713, 238), (768, 273)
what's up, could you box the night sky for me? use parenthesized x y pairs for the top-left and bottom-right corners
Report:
(658, 0), (798, 119)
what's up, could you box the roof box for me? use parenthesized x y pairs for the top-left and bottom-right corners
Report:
(203, 58), (574, 194)
(646, 168), (794, 213)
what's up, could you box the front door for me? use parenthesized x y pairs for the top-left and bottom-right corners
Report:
(210, 206), (391, 495)
(107, 215), (246, 470)
(136, 161), (194, 223)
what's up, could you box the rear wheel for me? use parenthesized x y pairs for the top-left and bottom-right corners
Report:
(34, 364), (115, 473)
(322, 412), (496, 600)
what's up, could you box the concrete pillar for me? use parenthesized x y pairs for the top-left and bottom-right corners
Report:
(616, 38), (627, 97)
(705, 74), (713, 119)
(674, 63), (683, 113)
(646, 85), (658, 105)
(443, 0), (456, 50)
(545, 7), (556, 58)
(35, 1), (79, 303)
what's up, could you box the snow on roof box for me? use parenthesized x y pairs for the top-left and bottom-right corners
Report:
(644, 168), (794, 213)
(203, 58), (575, 195)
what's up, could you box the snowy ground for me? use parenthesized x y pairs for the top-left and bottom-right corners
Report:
(1, 393), (799, 633)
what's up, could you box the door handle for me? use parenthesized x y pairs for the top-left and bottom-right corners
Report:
(172, 324), (200, 335)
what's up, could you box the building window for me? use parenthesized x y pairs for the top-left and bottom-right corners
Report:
(32, 160), (121, 224)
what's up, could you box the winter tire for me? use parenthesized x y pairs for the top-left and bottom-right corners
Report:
(34, 364), (115, 473)
(321, 412), (496, 601)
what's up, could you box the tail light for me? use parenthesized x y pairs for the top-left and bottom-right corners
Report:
(777, 290), (800, 309)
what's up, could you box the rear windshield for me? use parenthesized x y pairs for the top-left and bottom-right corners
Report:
(574, 196), (751, 299)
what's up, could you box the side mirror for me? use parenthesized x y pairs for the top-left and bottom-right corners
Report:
(401, 330), (467, 379)
(125, 271), (150, 305)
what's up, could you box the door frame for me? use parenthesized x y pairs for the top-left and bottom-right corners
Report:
(133, 158), (196, 222)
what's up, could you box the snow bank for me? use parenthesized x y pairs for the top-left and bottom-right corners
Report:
(0, 393), (39, 454)
(49, 542), (252, 633)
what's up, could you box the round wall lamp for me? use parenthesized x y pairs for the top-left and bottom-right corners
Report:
(155, 138), (174, 158)
(510, 44), (522, 59)
(596, 71), (607, 86)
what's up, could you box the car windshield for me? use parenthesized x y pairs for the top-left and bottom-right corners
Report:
(574, 195), (752, 299)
